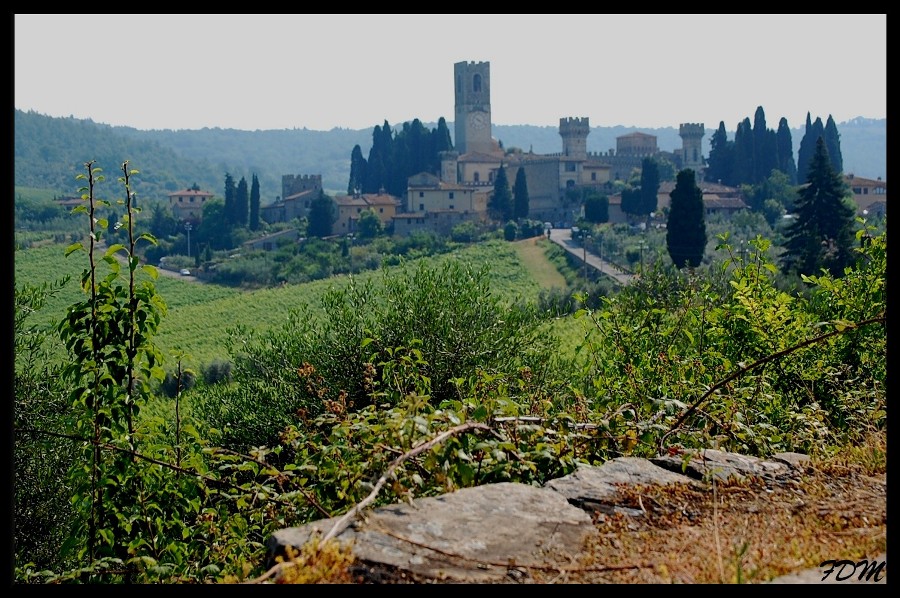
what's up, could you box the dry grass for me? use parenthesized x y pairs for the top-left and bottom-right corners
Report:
(512, 237), (568, 290)
(270, 432), (887, 584)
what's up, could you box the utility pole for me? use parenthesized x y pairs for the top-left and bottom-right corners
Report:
(184, 221), (192, 258)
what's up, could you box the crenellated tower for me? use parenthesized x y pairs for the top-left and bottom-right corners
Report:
(454, 61), (492, 155)
(678, 123), (705, 175)
(559, 117), (590, 161)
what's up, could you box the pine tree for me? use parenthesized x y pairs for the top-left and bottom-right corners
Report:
(824, 115), (843, 174)
(666, 169), (706, 269)
(782, 137), (856, 277)
(249, 174), (261, 231)
(235, 176), (249, 227)
(775, 117), (797, 184)
(513, 167), (529, 220)
(488, 165), (512, 222)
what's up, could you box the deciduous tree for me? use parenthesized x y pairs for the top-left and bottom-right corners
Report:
(307, 192), (337, 238)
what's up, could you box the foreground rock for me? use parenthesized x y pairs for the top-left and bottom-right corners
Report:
(267, 449), (873, 583)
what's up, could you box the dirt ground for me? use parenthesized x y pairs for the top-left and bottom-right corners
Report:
(336, 444), (887, 585)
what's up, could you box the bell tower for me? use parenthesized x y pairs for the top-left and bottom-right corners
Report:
(454, 61), (492, 155)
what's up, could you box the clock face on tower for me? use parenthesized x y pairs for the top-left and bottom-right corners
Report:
(469, 111), (487, 130)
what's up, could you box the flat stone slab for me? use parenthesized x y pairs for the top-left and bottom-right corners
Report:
(651, 448), (793, 482)
(268, 481), (595, 583)
(545, 457), (697, 515)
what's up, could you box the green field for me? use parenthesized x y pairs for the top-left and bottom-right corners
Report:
(16, 238), (586, 371)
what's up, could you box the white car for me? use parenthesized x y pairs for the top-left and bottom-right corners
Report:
(179, 269), (191, 276)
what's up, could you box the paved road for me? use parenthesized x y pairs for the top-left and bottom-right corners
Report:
(547, 228), (635, 286)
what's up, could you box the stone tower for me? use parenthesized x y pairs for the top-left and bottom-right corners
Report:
(454, 61), (492, 155)
(678, 123), (705, 175)
(559, 117), (590, 161)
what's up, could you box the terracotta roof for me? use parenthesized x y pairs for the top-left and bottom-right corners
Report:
(335, 193), (401, 208)
(845, 174), (886, 187)
(458, 151), (504, 162)
(168, 189), (213, 197)
(617, 132), (657, 140)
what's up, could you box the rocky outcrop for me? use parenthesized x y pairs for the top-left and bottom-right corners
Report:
(266, 449), (881, 583)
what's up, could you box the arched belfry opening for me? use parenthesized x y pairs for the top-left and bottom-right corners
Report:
(473, 73), (482, 92)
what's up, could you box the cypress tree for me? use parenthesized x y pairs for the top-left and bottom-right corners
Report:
(797, 114), (825, 184)
(223, 173), (236, 227)
(752, 106), (777, 184)
(782, 137), (856, 277)
(235, 176), (249, 227)
(775, 117), (797, 184)
(705, 121), (734, 185)
(666, 169), (706, 269)
(347, 144), (367, 195)
(488, 165), (513, 222)
(733, 118), (754, 186)
(249, 174), (261, 231)
(513, 167), (530, 219)
(824, 115), (844, 174)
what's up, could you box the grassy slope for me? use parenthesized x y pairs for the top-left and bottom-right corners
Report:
(16, 239), (566, 370)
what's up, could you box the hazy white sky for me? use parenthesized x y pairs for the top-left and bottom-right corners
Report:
(15, 14), (886, 132)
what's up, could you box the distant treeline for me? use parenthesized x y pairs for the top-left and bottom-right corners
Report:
(14, 109), (886, 206)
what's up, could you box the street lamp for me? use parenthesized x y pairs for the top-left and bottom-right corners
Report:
(184, 221), (192, 258)
(582, 230), (591, 284)
(347, 233), (355, 273)
(638, 239), (646, 273)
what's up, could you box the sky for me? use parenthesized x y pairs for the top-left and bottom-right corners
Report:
(15, 14), (887, 133)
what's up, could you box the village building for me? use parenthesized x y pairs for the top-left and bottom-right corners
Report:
(844, 174), (886, 217)
(169, 187), (214, 222)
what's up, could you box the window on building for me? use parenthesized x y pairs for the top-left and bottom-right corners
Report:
(419, 203), (424, 211)
(449, 192), (455, 199)
(379, 208), (384, 213)
(473, 73), (482, 92)
(592, 172), (597, 181)
(474, 172), (480, 183)
(449, 205), (455, 210)
(419, 191), (424, 198)
(357, 208), (362, 213)
(566, 162), (576, 172)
